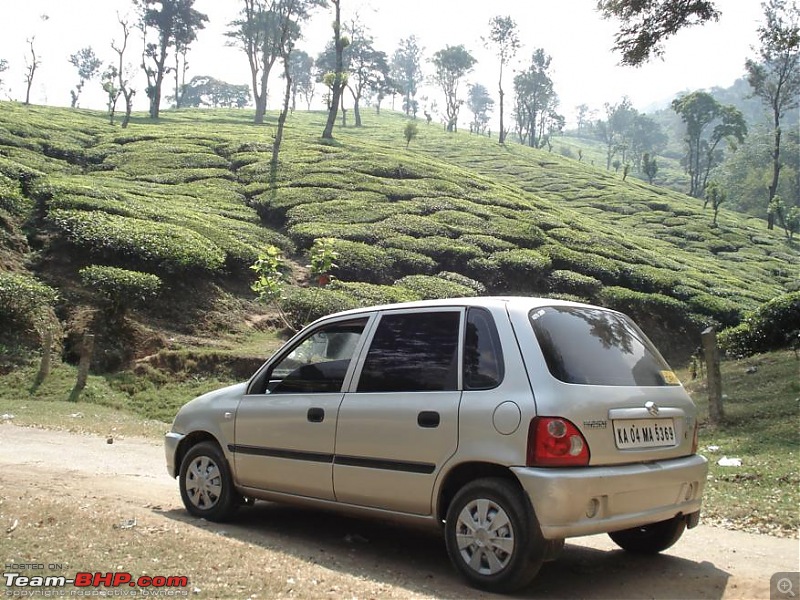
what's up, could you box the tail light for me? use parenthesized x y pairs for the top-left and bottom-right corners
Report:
(527, 417), (590, 467)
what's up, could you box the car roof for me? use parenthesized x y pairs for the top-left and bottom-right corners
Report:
(315, 295), (601, 323)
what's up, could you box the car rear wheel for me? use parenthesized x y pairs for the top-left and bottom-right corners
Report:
(444, 478), (546, 593)
(179, 441), (239, 522)
(608, 515), (687, 554)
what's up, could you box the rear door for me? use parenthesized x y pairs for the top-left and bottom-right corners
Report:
(512, 304), (698, 465)
(333, 308), (463, 515)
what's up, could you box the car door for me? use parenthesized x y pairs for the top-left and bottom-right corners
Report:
(333, 308), (463, 515)
(233, 316), (371, 500)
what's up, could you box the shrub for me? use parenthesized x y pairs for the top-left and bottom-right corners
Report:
(0, 272), (58, 344)
(383, 235), (484, 271)
(547, 270), (602, 297)
(718, 292), (800, 357)
(47, 209), (226, 273)
(436, 271), (487, 295)
(281, 286), (360, 329)
(489, 248), (552, 292)
(327, 239), (396, 283)
(394, 275), (476, 299)
(543, 245), (621, 283)
(384, 248), (438, 276)
(79, 265), (162, 315)
(329, 281), (420, 305)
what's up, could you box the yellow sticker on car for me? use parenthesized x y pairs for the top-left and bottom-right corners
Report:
(660, 370), (680, 385)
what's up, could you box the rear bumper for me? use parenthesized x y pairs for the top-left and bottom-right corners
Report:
(511, 454), (708, 539)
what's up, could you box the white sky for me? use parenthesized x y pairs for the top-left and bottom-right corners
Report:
(0, 0), (764, 127)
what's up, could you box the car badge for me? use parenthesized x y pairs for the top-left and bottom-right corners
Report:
(645, 401), (659, 417)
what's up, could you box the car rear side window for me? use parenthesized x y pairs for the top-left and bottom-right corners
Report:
(464, 308), (504, 390)
(529, 306), (676, 386)
(357, 311), (461, 392)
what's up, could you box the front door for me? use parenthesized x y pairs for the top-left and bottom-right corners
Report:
(234, 317), (370, 500)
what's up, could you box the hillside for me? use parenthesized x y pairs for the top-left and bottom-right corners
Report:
(0, 102), (796, 369)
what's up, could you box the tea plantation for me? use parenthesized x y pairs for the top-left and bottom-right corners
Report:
(0, 102), (796, 369)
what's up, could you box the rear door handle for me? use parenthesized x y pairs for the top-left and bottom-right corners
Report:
(307, 407), (325, 423)
(417, 411), (440, 428)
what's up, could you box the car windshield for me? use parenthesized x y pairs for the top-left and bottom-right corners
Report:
(529, 306), (677, 387)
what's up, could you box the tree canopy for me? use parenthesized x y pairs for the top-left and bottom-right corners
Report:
(597, 0), (720, 66)
(431, 45), (476, 132)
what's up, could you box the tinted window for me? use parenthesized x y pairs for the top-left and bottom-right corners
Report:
(357, 311), (461, 392)
(464, 308), (504, 390)
(265, 318), (368, 394)
(529, 306), (675, 386)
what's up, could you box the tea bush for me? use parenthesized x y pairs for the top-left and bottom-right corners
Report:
(0, 272), (58, 345)
(718, 292), (800, 357)
(79, 265), (162, 315)
(394, 275), (476, 299)
(47, 209), (226, 273)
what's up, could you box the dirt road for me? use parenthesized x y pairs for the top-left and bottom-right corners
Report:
(1, 423), (797, 599)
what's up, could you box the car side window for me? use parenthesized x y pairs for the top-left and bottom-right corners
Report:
(264, 318), (368, 394)
(357, 311), (461, 393)
(464, 307), (504, 390)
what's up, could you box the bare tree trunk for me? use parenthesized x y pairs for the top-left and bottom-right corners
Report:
(322, 0), (343, 139)
(767, 111), (782, 230)
(701, 327), (724, 426)
(69, 333), (95, 402)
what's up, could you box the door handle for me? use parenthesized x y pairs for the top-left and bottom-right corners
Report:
(417, 411), (440, 428)
(307, 407), (325, 423)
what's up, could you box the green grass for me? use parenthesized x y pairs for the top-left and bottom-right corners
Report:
(679, 350), (800, 537)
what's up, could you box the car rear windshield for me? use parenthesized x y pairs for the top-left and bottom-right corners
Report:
(529, 306), (676, 387)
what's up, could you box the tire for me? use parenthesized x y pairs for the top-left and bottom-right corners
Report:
(444, 478), (547, 593)
(179, 441), (239, 522)
(608, 515), (687, 554)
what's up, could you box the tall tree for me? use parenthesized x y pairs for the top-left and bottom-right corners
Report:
(597, 0), (720, 66)
(630, 113), (668, 172)
(23, 37), (40, 105)
(136, 0), (208, 119)
(69, 47), (102, 108)
(272, 0), (325, 165)
(484, 16), (520, 144)
(745, 0), (800, 229)
(286, 49), (313, 111)
(111, 16), (137, 128)
(391, 36), (424, 117)
(513, 49), (556, 147)
(322, 0), (346, 139)
(227, 0), (282, 124)
(431, 45), (476, 132)
(178, 75), (250, 107)
(339, 18), (389, 127)
(672, 91), (747, 198)
(467, 83), (494, 134)
(0, 59), (8, 97)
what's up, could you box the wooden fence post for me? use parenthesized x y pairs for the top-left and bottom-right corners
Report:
(34, 330), (53, 386)
(701, 326), (724, 426)
(69, 333), (95, 402)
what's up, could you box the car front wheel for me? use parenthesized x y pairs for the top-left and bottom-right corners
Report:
(179, 441), (239, 522)
(608, 515), (687, 554)
(444, 478), (547, 593)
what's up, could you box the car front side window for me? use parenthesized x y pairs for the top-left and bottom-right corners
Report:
(262, 318), (368, 394)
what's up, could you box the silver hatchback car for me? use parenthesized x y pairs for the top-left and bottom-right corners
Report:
(165, 297), (707, 592)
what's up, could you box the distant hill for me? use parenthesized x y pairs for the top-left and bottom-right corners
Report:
(0, 102), (796, 369)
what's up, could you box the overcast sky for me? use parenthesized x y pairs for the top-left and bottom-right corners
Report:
(0, 0), (765, 126)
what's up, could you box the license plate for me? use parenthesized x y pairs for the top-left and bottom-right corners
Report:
(613, 419), (676, 449)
